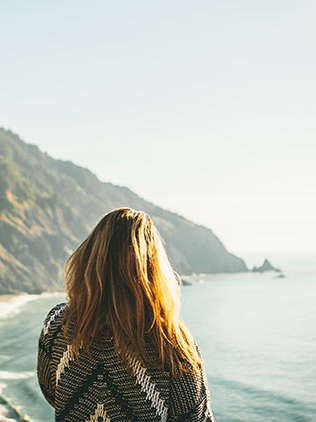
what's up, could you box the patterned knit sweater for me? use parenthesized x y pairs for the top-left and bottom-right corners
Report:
(37, 303), (215, 422)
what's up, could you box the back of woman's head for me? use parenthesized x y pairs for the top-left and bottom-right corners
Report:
(64, 207), (201, 376)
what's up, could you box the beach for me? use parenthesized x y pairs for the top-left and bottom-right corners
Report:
(0, 294), (39, 320)
(0, 292), (65, 321)
(0, 295), (22, 303)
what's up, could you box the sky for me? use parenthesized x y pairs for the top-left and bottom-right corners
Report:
(1, 0), (315, 260)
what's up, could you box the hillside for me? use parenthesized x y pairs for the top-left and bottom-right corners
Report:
(0, 128), (247, 294)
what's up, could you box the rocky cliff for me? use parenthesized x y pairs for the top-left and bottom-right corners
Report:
(0, 128), (248, 294)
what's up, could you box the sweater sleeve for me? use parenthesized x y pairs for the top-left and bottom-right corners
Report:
(168, 343), (215, 421)
(184, 356), (215, 422)
(37, 303), (67, 407)
(37, 326), (55, 407)
(194, 344), (215, 422)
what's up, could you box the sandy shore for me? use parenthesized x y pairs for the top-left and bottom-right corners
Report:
(0, 294), (40, 319)
(0, 294), (24, 303)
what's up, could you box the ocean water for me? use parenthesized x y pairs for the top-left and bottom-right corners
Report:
(0, 254), (315, 421)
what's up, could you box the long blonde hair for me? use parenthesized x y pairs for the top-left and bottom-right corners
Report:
(64, 207), (202, 376)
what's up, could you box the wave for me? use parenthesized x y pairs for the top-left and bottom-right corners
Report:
(0, 372), (34, 380)
(0, 295), (39, 320)
(0, 292), (65, 320)
(0, 383), (33, 422)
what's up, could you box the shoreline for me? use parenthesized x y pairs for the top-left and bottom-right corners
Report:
(0, 294), (26, 304)
(0, 294), (40, 422)
(0, 294), (40, 319)
(0, 292), (66, 320)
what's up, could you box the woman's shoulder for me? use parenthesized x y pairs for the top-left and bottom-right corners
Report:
(41, 302), (68, 337)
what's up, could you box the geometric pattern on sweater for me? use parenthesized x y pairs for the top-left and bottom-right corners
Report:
(87, 403), (110, 422)
(56, 344), (73, 385)
(37, 303), (215, 422)
(125, 352), (168, 422)
(55, 361), (142, 422)
(43, 303), (67, 335)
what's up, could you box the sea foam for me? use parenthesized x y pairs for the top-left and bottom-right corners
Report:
(0, 292), (65, 320)
(0, 372), (34, 380)
(0, 296), (39, 320)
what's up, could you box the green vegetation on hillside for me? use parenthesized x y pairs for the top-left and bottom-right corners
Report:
(0, 128), (247, 293)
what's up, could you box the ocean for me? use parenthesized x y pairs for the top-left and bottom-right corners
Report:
(0, 253), (315, 421)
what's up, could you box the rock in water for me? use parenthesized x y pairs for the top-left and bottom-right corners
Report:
(181, 278), (193, 286)
(252, 258), (282, 273)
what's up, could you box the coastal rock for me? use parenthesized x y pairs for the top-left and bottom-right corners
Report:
(252, 258), (282, 273)
(181, 278), (193, 286)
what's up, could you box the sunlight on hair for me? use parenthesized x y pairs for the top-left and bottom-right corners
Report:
(64, 207), (202, 376)
(154, 232), (181, 322)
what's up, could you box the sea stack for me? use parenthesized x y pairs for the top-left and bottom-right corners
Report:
(252, 258), (282, 273)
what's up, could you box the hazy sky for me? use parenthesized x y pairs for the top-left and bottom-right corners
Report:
(1, 1), (315, 257)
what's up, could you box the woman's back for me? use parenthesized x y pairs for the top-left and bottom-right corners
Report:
(37, 208), (215, 421)
(38, 302), (214, 421)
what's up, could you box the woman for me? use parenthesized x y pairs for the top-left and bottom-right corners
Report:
(37, 207), (215, 421)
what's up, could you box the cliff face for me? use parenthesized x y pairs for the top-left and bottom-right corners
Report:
(0, 128), (247, 293)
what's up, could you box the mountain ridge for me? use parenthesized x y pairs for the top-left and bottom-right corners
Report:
(0, 127), (248, 294)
